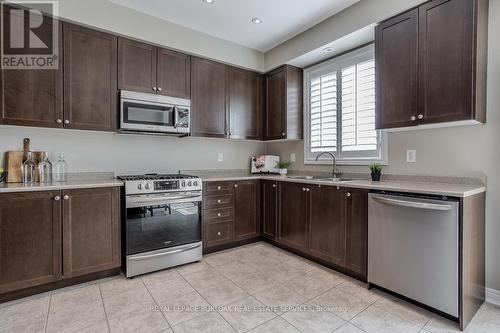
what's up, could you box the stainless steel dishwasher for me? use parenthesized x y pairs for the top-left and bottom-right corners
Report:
(368, 192), (459, 317)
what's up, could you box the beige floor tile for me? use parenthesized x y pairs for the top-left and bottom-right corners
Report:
(204, 252), (238, 267)
(146, 275), (196, 302)
(46, 300), (106, 333)
(248, 317), (300, 333)
(374, 294), (432, 328)
(198, 280), (248, 307)
(74, 320), (109, 333)
(333, 323), (366, 333)
(216, 260), (257, 281)
(306, 268), (348, 288)
(465, 308), (500, 332)
(102, 287), (155, 319)
(156, 291), (211, 326)
(258, 263), (302, 283)
(350, 305), (421, 333)
(0, 315), (46, 333)
(183, 267), (228, 290)
(50, 283), (102, 313)
(233, 272), (280, 294)
(423, 315), (461, 333)
(0, 293), (49, 329)
(218, 296), (276, 333)
(175, 261), (210, 276)
(100, 276), (147, 299)
(108, 306), (170, 333)
(141, 269), (182, 286)
(253, 285), (307, 315)
(281, 301), (345, 333)
(312, 288), (370, 320)
(172, 312), (235, 333)
(282, 274), (333, 299)
(283, 256), (318, 273)
(335, 280), (382, 304)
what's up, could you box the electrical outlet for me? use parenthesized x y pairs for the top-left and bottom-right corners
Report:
(290, 153), (296, 163)
(217, 152), (224, 162)
(406, 150), (417, 163)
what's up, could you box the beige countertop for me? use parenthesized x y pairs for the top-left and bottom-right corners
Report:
(191, 171), (486, 198)
(0, 173), (123, 193)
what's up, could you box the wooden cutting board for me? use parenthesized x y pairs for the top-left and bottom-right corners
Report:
(5, 151), (23, 183)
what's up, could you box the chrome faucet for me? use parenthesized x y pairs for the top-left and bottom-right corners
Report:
(315, 152), (341, 179)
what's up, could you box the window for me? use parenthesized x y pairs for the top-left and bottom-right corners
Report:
(304, 44), (387, 165)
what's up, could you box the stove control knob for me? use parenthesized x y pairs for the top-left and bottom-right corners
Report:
(137, 183), (143, 190)
(181, 181), (186, 187)
(145, 183), (150, 190)
(187, 181), (192, 187)
(193, 181), (198, 187)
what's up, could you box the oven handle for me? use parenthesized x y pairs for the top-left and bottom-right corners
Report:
(126, 194), (202, 207)
(128, 243), (202, 261)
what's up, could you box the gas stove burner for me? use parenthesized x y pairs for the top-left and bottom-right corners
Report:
(117, 174), (199, 181)
(117, 173), (202, 195)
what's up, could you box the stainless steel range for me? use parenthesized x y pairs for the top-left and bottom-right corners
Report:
(118, 173), (202, 278)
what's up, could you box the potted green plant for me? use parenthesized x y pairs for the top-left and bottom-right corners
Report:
(0, 168), (5, 183)
(369, 163), (383, 181)
(275, 160), (292, 176)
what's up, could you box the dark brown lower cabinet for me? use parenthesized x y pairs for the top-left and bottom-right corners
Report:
(234, 181), (260, 241)
(261, 180), (278, 239)
(309, 185), (346, 266)
(278, 182), (308, 251)
(345, 188), (369, 276)
(62, 188), (121, 279)
(0, 191), (62, 294)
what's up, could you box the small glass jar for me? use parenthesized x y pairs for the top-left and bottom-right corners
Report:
(38, 153), (53, 183)
(54, 152), (68, 182)
(22, 151), (36, 184)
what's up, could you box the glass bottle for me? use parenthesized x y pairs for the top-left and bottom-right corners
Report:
(38, 153), (53, 183)
(54, 152), (68, 182)
(22, 151), (36, 184)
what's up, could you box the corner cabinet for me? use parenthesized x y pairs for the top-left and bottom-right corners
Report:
(264, 65), (303, 140)
(63, 23), (118, 131)
(376, 0), (489, 129)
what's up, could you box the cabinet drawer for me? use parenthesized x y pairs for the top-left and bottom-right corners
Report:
(203, 195), (233, 209)
(203, 207), (233, 223)
(203, 182), (234, 196)
(204, 222), (233, 248)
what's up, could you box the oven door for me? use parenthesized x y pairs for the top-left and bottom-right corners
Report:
(121, 99), (176, 133)
(125, 192), (202, 255)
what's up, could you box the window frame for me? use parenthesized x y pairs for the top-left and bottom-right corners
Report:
(303, 44), (387, 166)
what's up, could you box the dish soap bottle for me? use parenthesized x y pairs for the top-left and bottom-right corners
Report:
(54, 152), (68, 182)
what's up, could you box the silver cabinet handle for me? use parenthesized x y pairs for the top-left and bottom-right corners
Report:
(272, 184), (277, 188)
(64, 120), (70, 125)
(217, 232), (221, 236)
(302, 188), (306, 192)
(152, 87), (157, 91)
(306, 188), (310, 192)
(418, 114), (424, 120)
(56, 118), (62, 124)
(54, 196), (61, 201)
(346, 192), (351, 197)
(217, 212), (221, 217)
(282, 132), (286, 136)
(234, 184), (238, 188)
(217, 199), (221, 204)
(157, 87), (162, 92)
(410, 116), (416, 121)
(217, 186), (221, 190)
(63, 195), (69, 200)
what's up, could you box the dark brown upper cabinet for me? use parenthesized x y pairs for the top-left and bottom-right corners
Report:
(264, 65), (303, 140)
(63, 23), (118, 132)
(376, 0), (488, 129)
(0, 191), (62, 294)
(228, 67), (263, 140)
(261, 180), (278, 240)
(233, 180), (260, 241)
(118, 38), (191, 98)
(62, 187), (120, 279)
(0, 12), (63, 128)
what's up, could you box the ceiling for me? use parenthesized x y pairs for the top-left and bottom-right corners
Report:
(108, 0), (360, 52)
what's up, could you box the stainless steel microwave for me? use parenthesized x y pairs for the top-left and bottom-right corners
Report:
(120, 90), (190, 135)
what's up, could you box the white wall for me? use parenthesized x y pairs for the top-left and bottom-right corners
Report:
(267, 0), (500, 292)
(53, 0), (265, 71)
(0, 126), (265, 175)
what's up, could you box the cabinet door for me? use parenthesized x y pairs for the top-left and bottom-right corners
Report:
(228, 67), (263, 140)
(278, 182), (308, 250)
(118, 38), (157, 94)
(157, 48), (191, 99)
(63, 23), (117, 131)
(262, 180), (278, 239)
(309, 186), (346, 266)
(265, 67), (286, 140)
(62, 187), (120, 278)
(418, 0), (475, 124)
(0, 191), (62, 294)
(1, 15), (63, 128)
(191, 57), (227, 138)
(233, 180), (260, 241)
(375, 9), (418, 129)
(345, 188), (368, 276)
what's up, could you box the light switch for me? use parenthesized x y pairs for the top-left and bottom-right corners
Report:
(290, 153), (296, 163)
(217, 152), (224, 162)
(406, 150), (416, 163)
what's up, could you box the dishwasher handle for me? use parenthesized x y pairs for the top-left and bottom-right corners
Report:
(371, 195), (452, 211)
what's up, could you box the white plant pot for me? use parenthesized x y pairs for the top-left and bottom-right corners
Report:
(279, 169), (288, 176)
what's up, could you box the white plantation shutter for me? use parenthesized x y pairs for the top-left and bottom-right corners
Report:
(310, 73), (337, 152)
(304, 44), (386, 165)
